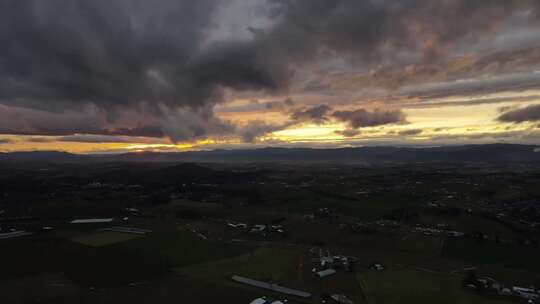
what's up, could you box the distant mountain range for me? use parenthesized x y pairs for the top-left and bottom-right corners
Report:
(1, 144), (540, 164)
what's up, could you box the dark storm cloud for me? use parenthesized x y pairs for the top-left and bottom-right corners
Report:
(0, 0), (294, 141)
(58, 135), (135, 143)
(291, 105), (333, 124)
(399, 129), (423, 136)
(240, 120), (293, 143)
(0, 0), (292, 114)
(0, 125), (163, 138)
(497, 104), (540, 123)
(241, 105), (408, 142)
(264, 0), (540, 63)
(2, 0), (538, 111)
(333, 109), (407, 129)
(111, 125), (164, 138)
(401, 71), (540, 100)
(265, 98), (295, 111)
(159, 106), (237, 143)
(184, 40), (291, 98)
(240, 104), (333, 142)
(24, 134), (166, 144)
(1, 0), (540, 140)
(0, 105), (164, 137)
(0, 0), (222, 110)
(217, 98), (294, 113)
(0, 105), (108, 136)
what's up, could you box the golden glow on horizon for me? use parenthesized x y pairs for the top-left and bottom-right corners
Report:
(2, 92), (540, 153)
(274, 124), (342, 139)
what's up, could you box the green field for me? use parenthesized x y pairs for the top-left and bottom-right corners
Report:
(0, 238), (170, 287)
(444, 239), (540, 272)
(111, 232), (255, 268)
(179, 247), (298, 282)
(0, 231), (255, 288)
(0, 273), (81, 304)
(360, 270), (512, 304)
(397, 234), (444, 256)
(417, 213), (518, 240)
(156, 199), (287, 223)
(71, 231), (143, 247)
(265, 188), (421, 221)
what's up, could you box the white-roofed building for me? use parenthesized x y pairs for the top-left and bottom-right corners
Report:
(249, 297), (286, 304)
(316, 268), (337, 278)
(70, 218), (114, 224)
(0, 230), (33, 239)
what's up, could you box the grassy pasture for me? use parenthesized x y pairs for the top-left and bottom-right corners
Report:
(71, 231), (143, 247)
(110, 231), (255, 268)
(0, 231), (253, 288)
(179, 247), (298, 282)
(360, 270), (512, 304)
(0, 238), (170, 287)
(443, 239), (540, 272)
(265, 188), (421, 221)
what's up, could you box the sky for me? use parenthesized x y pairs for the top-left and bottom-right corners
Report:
(2, 0), (540, 153)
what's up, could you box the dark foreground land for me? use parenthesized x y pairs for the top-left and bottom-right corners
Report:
(1, 149), (540, 303)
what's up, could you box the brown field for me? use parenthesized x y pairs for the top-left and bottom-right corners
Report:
(71, 231), (143, 247)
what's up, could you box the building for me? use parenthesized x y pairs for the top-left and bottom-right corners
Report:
(70, 218), (114, 224)
(249, 297), (287, 304)
(249, 224), (286, 237)
(513, 287), (540, 301)
(250, 224), (267, 233)
(317, 253), (356, 272)
(370, 263), (385, 271)
(0, 230), (33, 239)
(228, 222), (247, 228)
(232, 275), (311, 298)
(316, 268), (337, 278)
(330, 294), (355, 304)
(101, 227), (152, 235)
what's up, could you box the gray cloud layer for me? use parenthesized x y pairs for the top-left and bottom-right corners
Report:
(498, 104), (540, 123)
(240, 120), (294, 143)
(0, 105), (164, 137)
(1, 1), (220, 110)
(333, 109), (407, 128)
(1, 0), (540, 141)
(238, 105), (408, 142)
(399, 129), (423, 136)
(3, 0), (539, 110)
(291, 105), (333, 124)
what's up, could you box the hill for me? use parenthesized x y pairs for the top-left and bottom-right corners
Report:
(0, 144), (539, 164)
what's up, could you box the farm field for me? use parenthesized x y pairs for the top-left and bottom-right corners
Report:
(71, 231), (143, 247)
(0, 273), (81, 304)
(360, 270), (513, 304)
(110, 232), (255, 268)
(179, 247), (299, 282)
(2, 162), (540, 303)
(443, 239), (540, 272)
